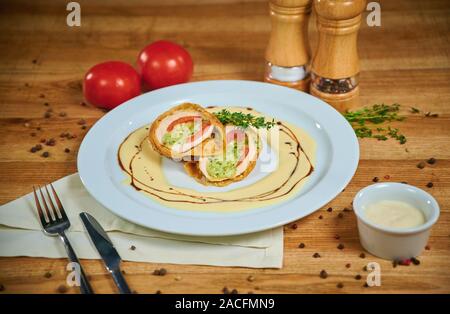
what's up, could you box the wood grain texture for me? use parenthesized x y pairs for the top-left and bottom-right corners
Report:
(0, 0), (449, 294)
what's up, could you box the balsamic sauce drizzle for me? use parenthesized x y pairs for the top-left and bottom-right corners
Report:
(118, 121), (314, 205)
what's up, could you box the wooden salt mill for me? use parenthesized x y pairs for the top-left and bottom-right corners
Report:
(310, 0), (366, 111)
(264, 0), (313, 92)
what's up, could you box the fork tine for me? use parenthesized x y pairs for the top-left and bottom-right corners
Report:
(45, 185), (61, 219)
(33, 186), (48, 226)
(50, 183), (68, 221)
(38, 186), (55, 222)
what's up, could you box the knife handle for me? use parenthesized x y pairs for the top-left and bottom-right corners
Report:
(111, 269), (131, 294)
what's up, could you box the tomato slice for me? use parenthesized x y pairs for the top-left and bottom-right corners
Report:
(236, 145), (249, 166)
(226, 129), (245, 143)
(166, 115), (201, 131)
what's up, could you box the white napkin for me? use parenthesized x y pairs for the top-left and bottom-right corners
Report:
(0, 173), (283, 268)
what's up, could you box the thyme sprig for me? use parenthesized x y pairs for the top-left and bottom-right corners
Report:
(214, 109), (275, 129)
(344, 104), (407, 144)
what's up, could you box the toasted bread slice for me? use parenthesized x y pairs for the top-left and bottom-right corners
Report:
(148, 103), (224, 160)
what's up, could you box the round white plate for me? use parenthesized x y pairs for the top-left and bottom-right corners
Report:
(78, 80), (359, 236)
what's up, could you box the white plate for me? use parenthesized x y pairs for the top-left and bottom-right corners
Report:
(78, 80), (359, 236)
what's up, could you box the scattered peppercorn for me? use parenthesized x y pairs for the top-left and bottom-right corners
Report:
(318, 215), (323, 220)
(334, 234), (340, 240)
(130, 245), (136, 250)
(39, 93), (45, 98)
(0, 284), (4, 291)
(57, 285), (67, 293)
(155, 290), (162, 294)
(64, 148), (70, 153)
(153, 268), (167, 276)
(247, 275), (255, 282)
(222, 287), (229, 294)
(337, 283), (344, 289)
(384, 175), (390, 180)
(313, 253), (321, 258)
(355, 274), (362, 280)
(363, 265), (368, 271)
(230, 289), (238, 294)
(343, 207), (351, 212)
(44, 272), (52, 278)
(44, 112), (51, 118)
(44, 102), (49, 106)
(319, 270), (328, 279)
(31, 132), (36, 137)
(291, 223), (298, 230)
(30, 147), (37, 153)
(427, 158), (436, 165)
(327, 207), (333, 212)
(364, 283), (369, 288)
(46, 138), (56, 146)
(41, 152), (49, 158)
(417, 161), (426, 169)
(81, 125), (87, 130)
(81, 102), (87, 106)
(411, 257), (420, 265)
(425, 245), (431, 250)
(337, 244), (344, 250)
(298, 243), (305, 249)
(40, 138), (46, 143)
(426, 182), (433, 188)
(372, 177), (379, 182)
(32, 59), (37, 64)
(392, 260), (398, 268)
(359, 253), (366, 259)
(345, 263), (351, 268)
(337, 213), (344, 219)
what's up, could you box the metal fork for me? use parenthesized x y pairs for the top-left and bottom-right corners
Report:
(33, 184), (94, 294)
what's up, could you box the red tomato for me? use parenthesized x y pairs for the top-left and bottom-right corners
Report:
(137, 40), (193, 90)
(83, 61), (141, 110)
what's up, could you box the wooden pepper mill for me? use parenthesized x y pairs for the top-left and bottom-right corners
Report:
(264, 0), (313, 92)
(310, 0), (366, 111)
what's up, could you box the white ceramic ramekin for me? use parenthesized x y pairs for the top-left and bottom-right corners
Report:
(353, 183), (440, 260)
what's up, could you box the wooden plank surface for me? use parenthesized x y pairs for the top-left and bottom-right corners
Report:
(0, 0), (449, 294)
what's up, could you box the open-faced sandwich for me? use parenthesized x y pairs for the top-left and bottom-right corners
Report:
(149, 103), (224, 160)
(183, 125), (261, 186)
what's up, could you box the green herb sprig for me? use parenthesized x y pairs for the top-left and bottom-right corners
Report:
(214, 109), (275, 129)
(343, 104), (407, 144)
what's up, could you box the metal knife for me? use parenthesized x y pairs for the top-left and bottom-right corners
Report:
(80, 212), (131, 294)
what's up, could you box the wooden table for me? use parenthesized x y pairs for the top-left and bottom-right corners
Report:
(0, 0), (449, 294)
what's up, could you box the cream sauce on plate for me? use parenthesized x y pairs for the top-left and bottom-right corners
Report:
(118, 107), (316, 212)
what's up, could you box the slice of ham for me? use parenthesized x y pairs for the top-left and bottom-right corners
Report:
(199, 127), (258, 181)
(155, 111), (214, 154)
